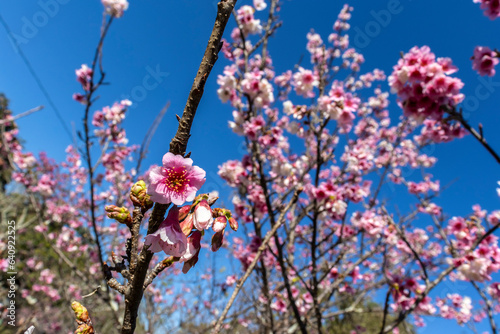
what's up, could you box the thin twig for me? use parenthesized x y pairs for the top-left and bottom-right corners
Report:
(471, 281), (497, 334)
(381, 206), (430, 284)
(448, 108), (500, 164)
(143, 256), (177, 290)
(83, 16), (114, 291)
(212, 188), (302, 334)
(0, 105), (44, 125)
(82, 285), (102, 299)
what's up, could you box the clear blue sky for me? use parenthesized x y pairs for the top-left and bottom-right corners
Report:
(1, 1), (500, 332)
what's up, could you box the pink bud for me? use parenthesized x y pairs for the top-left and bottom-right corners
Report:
(72, 93), (87, 104)
(178, 205), (192, 222)
(179, 213), (194, 237)
(212, 216), (227, 233)
(211, 230), (224, 252)
(229, 217), (239, 231)
(193, 200), (213, 231)
(182, 252), (199, 274)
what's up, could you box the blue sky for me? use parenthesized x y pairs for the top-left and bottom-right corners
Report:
(1, 0), (500, 332)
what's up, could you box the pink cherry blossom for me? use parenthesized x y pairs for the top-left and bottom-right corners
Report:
(144, 206), (188, 257)
(292, 67), (319, 97)
(147, 152), (206, 206)
(388, 46), (464, 122)
(236, 5), (262, 36)
(474, 0), (500, 19)
(226, 275), (237, 286)
(472, 46), (499, 76)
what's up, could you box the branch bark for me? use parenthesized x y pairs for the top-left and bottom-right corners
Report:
(119, 1), (237, 333)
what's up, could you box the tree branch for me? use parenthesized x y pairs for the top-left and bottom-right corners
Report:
(120, 1), (237, 332)
(212, 188), (302, 334)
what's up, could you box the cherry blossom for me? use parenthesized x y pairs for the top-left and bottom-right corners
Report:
(474, 0), (500, 19)
(144, 206), (188, 257)
(75, 64), (92, 91)
(147, 152), (206, 205)
(472, 46), (499, 76)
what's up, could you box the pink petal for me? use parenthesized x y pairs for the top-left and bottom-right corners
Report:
(163, 152), (193, 169)
(170, 192), (187, 206)
(144, 235), (163, 253)
(148, 166), (165, 183)
(188, 166), (206, 189)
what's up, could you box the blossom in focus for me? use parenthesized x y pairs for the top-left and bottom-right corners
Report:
(193, 200), (213, 231)
(102, 0), (129, 18)
(472, 46), (499, 76)
(144, 206), (188, 257)
(147, 152), (206, 206)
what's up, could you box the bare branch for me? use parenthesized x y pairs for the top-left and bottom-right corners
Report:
(0, 105), (44, 125)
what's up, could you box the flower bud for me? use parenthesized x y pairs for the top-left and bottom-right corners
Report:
(212, 216), (227, 233)
(193, 193), (219, 206)
(105, 205), (132, 226)
(193, 200), (213, 231)
(228, 217), (239, 231)
(182, 252), (199, 274)
(206, 192), (219, 206)
(75, 323), (94, 334)
(178, 205), (191, 222)
(71, 301), (90, 323)
(211, 230), (224, 252)
(130, 180), (153, 210)
(179, 213), (194, 237)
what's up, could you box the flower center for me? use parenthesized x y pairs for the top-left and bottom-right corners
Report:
(164, 167), (189, 192)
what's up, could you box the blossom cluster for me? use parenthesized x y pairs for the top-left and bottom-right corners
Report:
(144, 153), (238, 273)
(472, 46), (499, 77)
(143, 194), (239, 273)
(388, 46), (464, 122)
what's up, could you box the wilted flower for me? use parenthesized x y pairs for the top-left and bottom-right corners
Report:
(180, 231), (202, 263)
(144, 206), (188, 257)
